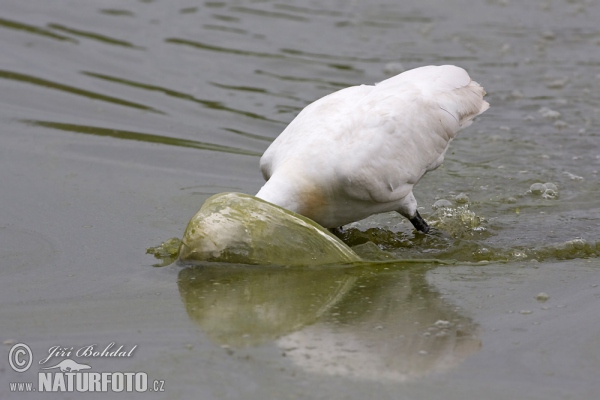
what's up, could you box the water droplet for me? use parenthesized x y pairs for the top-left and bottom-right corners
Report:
(432, 199), (453, 209)
(455, 193), (470, 203)
(529, 183), (560, 199)
(546, 79), (568, 89)
(383, 62), (405, 76)
(434, 320), (451, 328)
(509, 90), (523, 99)
(538, 107), (561, 120)
(536, 292), (550, 302)
(569, 239), (586, 249)
(564, 172), (584, 181)
(530, 183), (546, 195)
(553, 120), (568, 129)
(541, 30), (555, 40)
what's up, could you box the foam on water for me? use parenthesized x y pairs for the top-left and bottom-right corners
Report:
(528, 182), (559, 199)
(336, 198), (600, 264)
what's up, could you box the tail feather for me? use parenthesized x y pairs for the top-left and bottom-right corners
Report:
(444, 79), (489, 129)
(425, 75), (488, 136)
(376, 65), (488, 134)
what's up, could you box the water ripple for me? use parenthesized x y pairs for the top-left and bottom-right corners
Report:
(47, 23), (143, 49)
(22, 120), (261, 157)
(254, 69), (354, 88)
(209, 81), (302, 102)
(0, 17), (76, 42)
(99, 9), (135, 17)
(0, 70), (162, 113)
(82, 71), (282, 123)
(230, 6), (309, 22)
(165, 37), (285, 60)
(273, 4), (346, 17)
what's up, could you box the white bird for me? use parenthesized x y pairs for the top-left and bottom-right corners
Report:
(256, 65), (489, 233)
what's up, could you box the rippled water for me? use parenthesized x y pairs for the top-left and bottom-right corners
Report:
(1, 1), (599, 399)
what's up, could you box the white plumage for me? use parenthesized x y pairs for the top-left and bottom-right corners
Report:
(256, 65), (488, 232)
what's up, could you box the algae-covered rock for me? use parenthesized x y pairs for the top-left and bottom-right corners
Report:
(178, 192), (361, 266)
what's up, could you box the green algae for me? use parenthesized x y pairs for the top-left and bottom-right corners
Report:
(146, 237), (182, 267)
(149, 195), (600, 268)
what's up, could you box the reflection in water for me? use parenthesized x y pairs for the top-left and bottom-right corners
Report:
(178, 265), (357, 347)
(178, 263), (480, 381)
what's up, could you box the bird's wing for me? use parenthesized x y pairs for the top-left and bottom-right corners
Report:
(375, 65), (488, 136)
(334, 93), (445, 203)
(260, 65), (488, 205)
(337, 66), (488, 203)
(259, 84), (374, 181)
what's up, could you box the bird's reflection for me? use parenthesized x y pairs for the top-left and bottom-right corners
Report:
(178, 262), (480, 381)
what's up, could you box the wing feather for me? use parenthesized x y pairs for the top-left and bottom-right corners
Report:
(259, 65), (488, 207)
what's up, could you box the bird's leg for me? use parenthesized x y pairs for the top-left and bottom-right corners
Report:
(328, 226), (345, 236)
(409, 211), (430, 234)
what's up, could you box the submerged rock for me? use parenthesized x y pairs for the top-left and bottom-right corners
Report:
(146, 237), (182, 267)
(178, 192), (361, 266)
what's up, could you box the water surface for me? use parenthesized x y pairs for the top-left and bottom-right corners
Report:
(1, 0), (599, 399)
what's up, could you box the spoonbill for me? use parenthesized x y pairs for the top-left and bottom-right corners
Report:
(256, 65), (488, 233)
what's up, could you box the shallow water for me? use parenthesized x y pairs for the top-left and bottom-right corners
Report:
(1, 0), (599, 399)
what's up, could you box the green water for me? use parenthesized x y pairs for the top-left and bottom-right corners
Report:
(1, 0), (599, 399)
